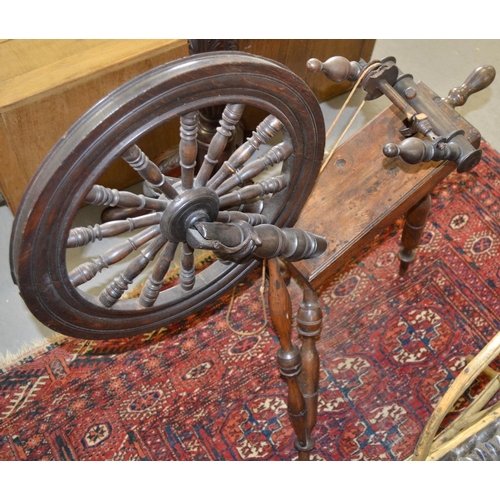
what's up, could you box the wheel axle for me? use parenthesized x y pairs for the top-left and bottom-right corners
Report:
(159, 187), (219, 242)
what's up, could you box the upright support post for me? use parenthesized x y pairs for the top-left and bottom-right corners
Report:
(296, 283), (322, 460)
(268, 258), (309, 457)
(399, 193), (432, 276)
(268, 258), (323, 460)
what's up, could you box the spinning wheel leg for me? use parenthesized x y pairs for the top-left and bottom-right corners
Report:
(268, 258), (322, 460)
(399, 193), (432, 276)
(296, 284), (322, 460)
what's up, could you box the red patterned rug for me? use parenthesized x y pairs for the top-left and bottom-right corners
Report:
(1, 141), (500, 461)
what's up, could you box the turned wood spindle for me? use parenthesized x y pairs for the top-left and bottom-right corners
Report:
(139, 241), (178, 308)
(267, 258), (309, 456)
(85, 184), (167, 212)
(443, 65), (496, 109)
(194, 103), (246, 188)
(218, 175), (289, 209)
(179, 112), (199, 190)
(99, 235), (167, 307)
(67, 212), (161, 248)
(295, 284), (322, 460)
(187, 40), (240, 170)
(180, 243), (196, 291)
(69, 225), (161, 287)
(122, 144), (179, 200)
(207, 114), (283, 191)
(399, 193), (432, 276)
(216, 141), (292, 196)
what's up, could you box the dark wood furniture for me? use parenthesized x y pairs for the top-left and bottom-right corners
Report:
(8, 47), (494, 461)
(267, 96), (482, 460)
(293, 82), (484, 287)
(266, 56), (494, 460)
(10, 51), (326, 339)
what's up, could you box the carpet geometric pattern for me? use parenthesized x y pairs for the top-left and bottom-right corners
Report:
(1, 141), (500, 461)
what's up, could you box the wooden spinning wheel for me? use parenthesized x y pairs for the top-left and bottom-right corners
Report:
(9, 45), (496, 461)
(9, 52), (326, 340)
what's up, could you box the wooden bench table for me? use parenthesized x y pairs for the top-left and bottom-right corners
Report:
(293, 82), (481, 287)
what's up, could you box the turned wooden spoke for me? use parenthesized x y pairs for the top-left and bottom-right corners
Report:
(215, 141), (292, 196)
(216, 210), (268, 225)
(99, 235), (167, 307)
(218, 175), (289, 208)
(101, 207), (150, 223)
(68, 225), (161, 288)
(179, 112), (199, 190)
(139, 241), (178, 307)
(85, 185), (168, 211)
(206, 114), (283, 190)
(194, 103), (245, 188)
(122, 144), (179, 199)
(67, 212), (161, 248)
(180, 243), (195, 291)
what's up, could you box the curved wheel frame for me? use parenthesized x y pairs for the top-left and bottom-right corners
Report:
(10, 52), (325, 340)
(413, 330), (500, 460)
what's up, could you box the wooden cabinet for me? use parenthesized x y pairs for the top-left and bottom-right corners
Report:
(0, 40), (190, 214)
(0, 39), (374, 214)
(239, 39), (375, 102)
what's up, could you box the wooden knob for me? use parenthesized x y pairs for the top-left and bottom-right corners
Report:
(383, 137), (463, 166)
(383, 137), (430, 164)
(306, 56), (361, 83)
(444, 65), (496, 108)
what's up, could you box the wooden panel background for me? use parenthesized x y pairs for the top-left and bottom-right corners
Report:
(0, 39), (375, 214)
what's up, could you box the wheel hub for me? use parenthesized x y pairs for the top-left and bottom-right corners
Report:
(159, 187), (219, 242)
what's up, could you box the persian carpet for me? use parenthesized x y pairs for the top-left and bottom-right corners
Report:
(1, 141), (500, 461)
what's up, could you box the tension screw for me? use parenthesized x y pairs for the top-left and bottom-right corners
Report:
(404, 87), (417, 100)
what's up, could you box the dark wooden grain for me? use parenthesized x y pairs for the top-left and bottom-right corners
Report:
(179, 112), (199, 190)
(194, 103), (246, 188)
(207, 114), (283, 191)
(296, 287), (322, 459)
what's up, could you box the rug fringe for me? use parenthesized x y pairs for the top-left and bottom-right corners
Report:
(0, 333), (67, 372)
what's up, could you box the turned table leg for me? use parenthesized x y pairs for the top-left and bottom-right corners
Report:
(268, 258), (309, 457)
(399, 193), (432, 276)
(268, 258), (322, 460)
(295, 286), (322, 460)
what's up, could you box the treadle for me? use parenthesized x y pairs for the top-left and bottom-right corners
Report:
(293, 82), (481, 288)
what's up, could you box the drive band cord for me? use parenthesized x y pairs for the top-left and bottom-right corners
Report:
(227, 61), (381, 335)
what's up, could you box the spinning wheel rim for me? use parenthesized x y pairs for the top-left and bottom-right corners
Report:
(10, 52), (325, 339)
